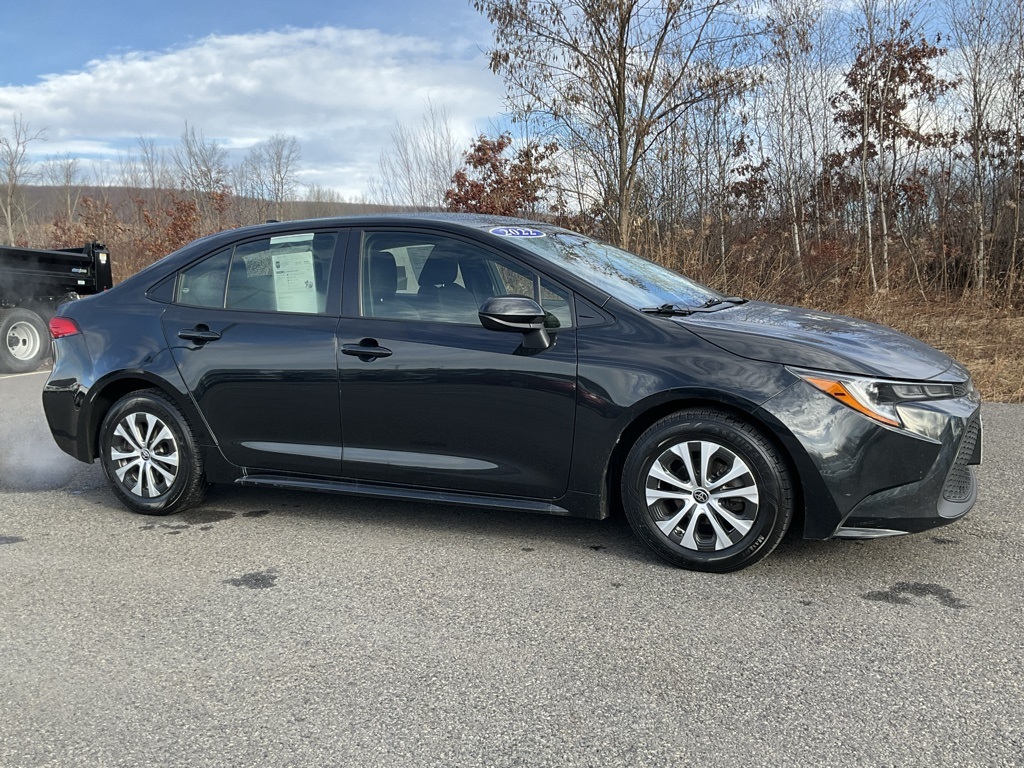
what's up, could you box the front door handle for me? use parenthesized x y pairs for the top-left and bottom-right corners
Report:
(342, 341), (392, 360)
(178, 326), (222, 343)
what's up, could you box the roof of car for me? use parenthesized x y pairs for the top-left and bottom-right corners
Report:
(233, 212), (571, 237)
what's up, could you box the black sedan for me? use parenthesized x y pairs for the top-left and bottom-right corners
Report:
(42, 214), (982, 572)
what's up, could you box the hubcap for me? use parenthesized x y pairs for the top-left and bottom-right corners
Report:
(645, 439), (760, 552)
(109, 412), (180, 498)
(6, 321), (42, 361)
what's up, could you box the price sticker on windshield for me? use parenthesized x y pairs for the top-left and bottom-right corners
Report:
(489, 226), (546, 238)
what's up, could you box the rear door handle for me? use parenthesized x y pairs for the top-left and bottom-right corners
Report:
(178, 327), (222, 343)
(342, 341), (392, 360)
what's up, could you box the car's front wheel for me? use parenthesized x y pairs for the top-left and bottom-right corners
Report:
(99, 390), (206, 515)
(622, 409), (793, 572)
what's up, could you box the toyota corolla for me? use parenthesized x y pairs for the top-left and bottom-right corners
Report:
(42, 214), (982, 571)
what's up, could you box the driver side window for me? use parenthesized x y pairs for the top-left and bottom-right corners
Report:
(359, 231), (572, 327)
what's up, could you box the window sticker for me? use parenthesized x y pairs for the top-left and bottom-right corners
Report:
(489, 226), (546, 238)
(272, 246), (318, 313)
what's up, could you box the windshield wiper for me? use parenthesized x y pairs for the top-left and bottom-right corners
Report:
(699, 296), (748, 308)
(640, 304), (695, 316)
(641, 297), (748, 316)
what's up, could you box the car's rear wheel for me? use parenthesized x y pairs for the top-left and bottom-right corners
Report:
(99, 390), (206, 515)
(0, 308), (48, 374)
(622, 409), (793, 572)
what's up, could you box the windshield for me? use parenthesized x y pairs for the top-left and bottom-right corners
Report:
(509, 231), (722, 309)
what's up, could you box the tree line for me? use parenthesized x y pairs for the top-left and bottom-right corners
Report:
(3, 0), (1023, 308)
(0, 120), (351, 279)
(459, 0), (1024, 304)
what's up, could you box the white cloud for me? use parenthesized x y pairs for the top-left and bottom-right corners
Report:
(0, 26), (504, 197)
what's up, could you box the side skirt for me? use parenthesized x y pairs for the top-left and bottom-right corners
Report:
(235, 474), (573, 516)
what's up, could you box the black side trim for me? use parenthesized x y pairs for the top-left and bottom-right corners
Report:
(235, 474), (572, 515)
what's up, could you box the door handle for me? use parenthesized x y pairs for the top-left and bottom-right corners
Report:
(178, 327), (222, 343)
(342, 341), (392, 359)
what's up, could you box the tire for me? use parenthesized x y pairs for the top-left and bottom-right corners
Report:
(622, 409), (793, 573)
(0, 308), (49, 374)
(99, 389), (207, 515)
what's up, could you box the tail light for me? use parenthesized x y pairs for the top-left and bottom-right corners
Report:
(49, 317), (81, 339)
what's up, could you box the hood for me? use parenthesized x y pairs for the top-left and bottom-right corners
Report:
(678, 301), (956, 380)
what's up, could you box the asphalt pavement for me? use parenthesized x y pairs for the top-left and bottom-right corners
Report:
(1, 369), (1022, 767)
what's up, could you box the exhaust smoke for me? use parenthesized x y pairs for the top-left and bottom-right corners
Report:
(0, 371), (92, 492)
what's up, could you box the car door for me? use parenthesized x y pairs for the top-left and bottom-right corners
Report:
(160, 230), (345, 476)
(337, 228), (578, 500)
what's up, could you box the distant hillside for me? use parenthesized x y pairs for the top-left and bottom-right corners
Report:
(18, 185), (403, 220)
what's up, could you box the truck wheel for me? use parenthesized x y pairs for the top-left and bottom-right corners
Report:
(0, 308), (49, 374)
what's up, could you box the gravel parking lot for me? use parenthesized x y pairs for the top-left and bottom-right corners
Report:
(2, 369), (1022, 767)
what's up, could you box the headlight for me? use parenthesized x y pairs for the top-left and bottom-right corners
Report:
(789, 368), (962, 429)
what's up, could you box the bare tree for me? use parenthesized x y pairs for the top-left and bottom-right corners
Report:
(475, 0), (760, 248)
(758, 0), (832, 282)
(119, 136), (173, 191)
(302, 184), (346, 218)
(172, 122), (231, 233)
(0, 116), (45, 244)
(138, 136), (173, 190)
(946, 0), (1010, 295)
(241, 134), (302, 221)
(372, 99), (463, 209)
(998, 0), (1024, 299)
(231, 162), (266, 225)
(42, 152), (83, 226)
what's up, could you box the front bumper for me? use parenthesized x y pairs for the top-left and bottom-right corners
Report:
(837, 415), (981, 535)
(758, 380), (982, 540)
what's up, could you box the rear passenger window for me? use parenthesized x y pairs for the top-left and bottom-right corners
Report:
(176, 232), (338, 314)
(176, 248), (230, 308)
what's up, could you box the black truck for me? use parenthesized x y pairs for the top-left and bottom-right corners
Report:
(0, 242), (113, 373)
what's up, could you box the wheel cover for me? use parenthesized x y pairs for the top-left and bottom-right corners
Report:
(6, 321), (42, 361)
(109, 412), (180, 499)
(645, 439), (760, 552)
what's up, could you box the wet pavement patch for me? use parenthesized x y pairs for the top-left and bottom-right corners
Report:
(180, 509), (236, 525)
(862, 582), (968, 610)
(931, 536), (959, 545)
(0, 535), (26, 545)
(139, 522), (201, 534)
(225, 570), (278, 589)
(138, 509), (236, 534)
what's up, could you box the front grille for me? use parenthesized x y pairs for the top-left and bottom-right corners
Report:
(942, 419), (980, 502)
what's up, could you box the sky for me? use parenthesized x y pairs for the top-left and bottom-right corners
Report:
(0, 0), (506, 198)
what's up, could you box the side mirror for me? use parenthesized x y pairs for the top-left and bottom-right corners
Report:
(478, 296), (552, 350)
